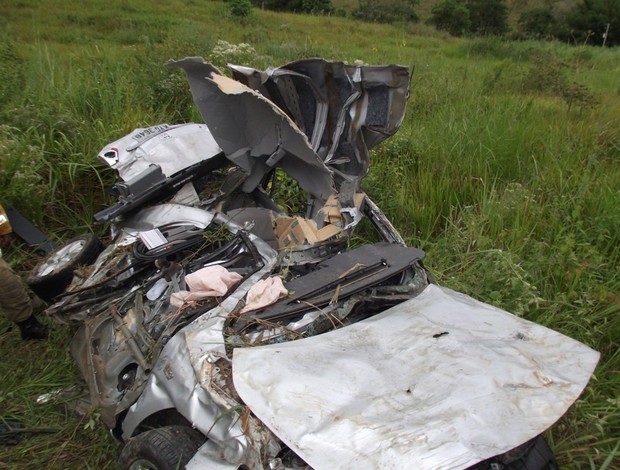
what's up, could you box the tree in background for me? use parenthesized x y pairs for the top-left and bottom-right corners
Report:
(565, 0), (618, 46)
(352, 0), (419, 23)
(426, 0), (508, 37)
(518, 7), (558, 38)
(465, 0), (509, 35)
(252, 0), (333, 14)
(302, 0), (333, 14)
(428, 0), (471, 36)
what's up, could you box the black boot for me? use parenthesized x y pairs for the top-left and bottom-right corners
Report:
(17, 315), (48, 340)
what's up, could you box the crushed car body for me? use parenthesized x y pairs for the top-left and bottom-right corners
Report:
(35, 57), (599, 470)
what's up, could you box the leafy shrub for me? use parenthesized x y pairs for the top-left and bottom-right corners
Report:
(252, 0), (333, 14)
(465, 0), (509, 35)
(427, 0), (508, 36)
(229, 0), (253, 18)
(429, 184), (546, 316)
(352, 0), (419, 24)
(518, 7), (558, 39)
(521, 53), (598, 111)
(301, 0), (333, 14)
(428, 0), (471, 37)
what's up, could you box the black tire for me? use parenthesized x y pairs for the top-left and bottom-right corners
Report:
(501, 436), (559, 470)
(118, 426), (205, 470)
(27, 233), (103, 302)
(467, 435), (559, 470)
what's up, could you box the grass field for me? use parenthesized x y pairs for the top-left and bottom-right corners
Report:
(0, 0), (618, 468)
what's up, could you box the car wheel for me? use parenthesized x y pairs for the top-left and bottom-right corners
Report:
(27, 233), (103, 302)
(118, 426), (205, 470)
(467, 435), (558, 470)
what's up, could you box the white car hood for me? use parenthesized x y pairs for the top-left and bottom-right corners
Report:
(233, 284), (599, 469)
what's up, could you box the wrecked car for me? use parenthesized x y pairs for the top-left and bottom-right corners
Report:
(28, 58), (599, 469)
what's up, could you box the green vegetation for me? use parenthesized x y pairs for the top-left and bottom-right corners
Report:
(229, 0), (255, 19)
(353, 0), (420, 23)
(429, 0), (471, 36)
(0, 0), (618, 468)
(333, 0), (620, 45)
(563, 0), (620, 46)
(428, 0), (509, 36)
(251, 0), (334, 14)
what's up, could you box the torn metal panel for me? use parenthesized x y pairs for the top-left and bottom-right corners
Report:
(232, 284), (599, 470)
(343, 63), (411, 150)
(230, 59), (411, 193)
(166, 57), (335, 202)
(362, 194), (407, 245)
(229, 63), (328, 154)
(98, 123), (222, 181)
(114, 204), (215, 239)
(94, 125), (228, 223)
(121, 330), (263, 466)
(121, 221), (280, 464)
(70, 305), (151, 428)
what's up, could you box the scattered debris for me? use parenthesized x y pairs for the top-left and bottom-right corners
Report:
(0, 418), (57, 446)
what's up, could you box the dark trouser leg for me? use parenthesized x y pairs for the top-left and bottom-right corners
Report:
(0, 257), (47, 339)
(0, 257), (32, 323)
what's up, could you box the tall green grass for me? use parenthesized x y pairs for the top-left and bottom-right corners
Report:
(0, 1), (618, 468)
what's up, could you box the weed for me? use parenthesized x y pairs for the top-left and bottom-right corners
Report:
(209, 40), (262, 69)
(521, 52), (599, 111)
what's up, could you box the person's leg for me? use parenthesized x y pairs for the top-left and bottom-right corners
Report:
(0, 257), (48, 339)
(0, 257), (31, 322)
